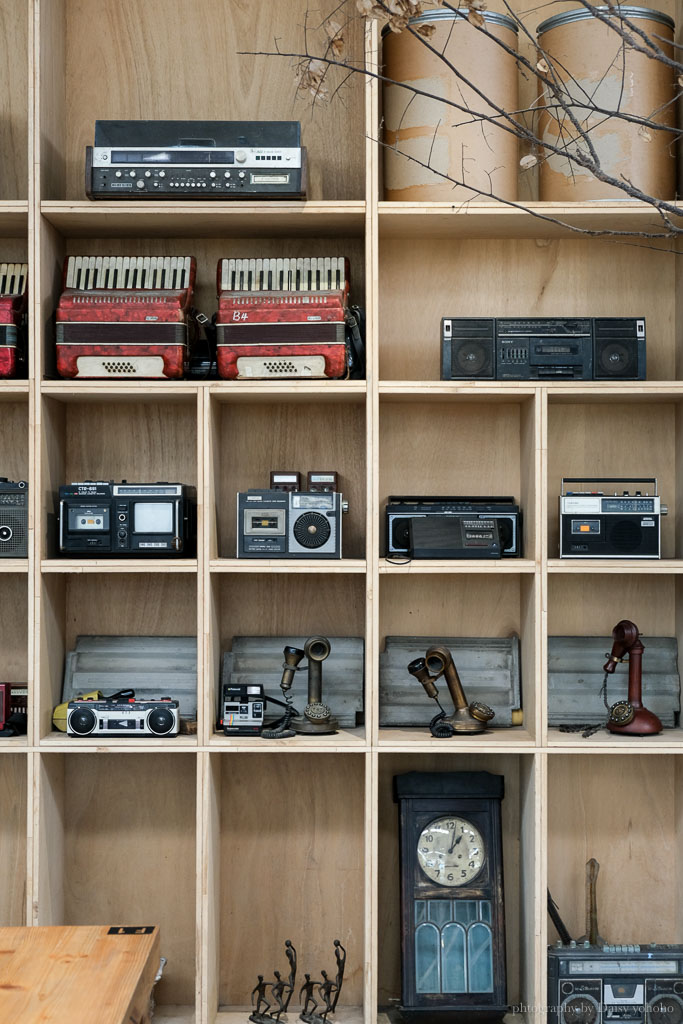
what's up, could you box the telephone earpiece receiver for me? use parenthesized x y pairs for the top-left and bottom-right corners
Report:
(408, 646), (495, 737)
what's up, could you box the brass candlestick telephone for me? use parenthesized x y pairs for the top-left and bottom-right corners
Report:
(603, 619), (662, 736)
(277, 636), (338, 736)
(408, 644), (495, 736)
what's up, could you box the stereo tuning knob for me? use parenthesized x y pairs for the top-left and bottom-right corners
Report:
(235, 150), (247, 163)
(136, 179), (145, 189)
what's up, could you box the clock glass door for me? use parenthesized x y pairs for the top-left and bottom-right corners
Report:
(414, 897), (494, 994)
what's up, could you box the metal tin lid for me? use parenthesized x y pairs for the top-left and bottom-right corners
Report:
(537, 5), (674, 35)
(381, 8), (519, 35)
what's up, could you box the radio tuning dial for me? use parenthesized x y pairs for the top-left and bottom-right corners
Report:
(235, 149), (247, 162)
(136, 179), (145, 189)
(158, 170), (166, 178)
(210, 171), (217, 178)
(238, 171), (246, 179)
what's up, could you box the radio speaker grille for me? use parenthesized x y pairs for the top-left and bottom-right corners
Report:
(447, 319), (495, 379)
(292, 512), (331, 549)
(607, 517), (643, 553)
(594, 318), (641, 379)
(0, 509), (27, 557)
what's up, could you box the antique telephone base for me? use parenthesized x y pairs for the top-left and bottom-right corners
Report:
(603, 620), (662, 736)
(408, 644), (494, 737)
(279, 637), (338, 736)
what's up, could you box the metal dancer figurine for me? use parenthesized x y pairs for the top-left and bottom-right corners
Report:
(299, 973), (319, 1022)
(250, 975), (272, 1023)
(283, 940), (298, 1013)
(331, 940), (346, 1012)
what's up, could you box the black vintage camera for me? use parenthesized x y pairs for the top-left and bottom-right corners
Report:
(58, 481), (196, 556)
(0, 479), (28, 558)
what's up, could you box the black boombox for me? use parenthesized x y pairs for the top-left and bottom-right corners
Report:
(237, 489), (345, 558)
(67, 696), (180, 737)
(0, 479), (28, 558)
(58, 481), (196, 556)
(386, 496), (522, 559)
(441, 317), (646, 381)
(560, 478), (665, 559)
(548, 941), (683, 1024)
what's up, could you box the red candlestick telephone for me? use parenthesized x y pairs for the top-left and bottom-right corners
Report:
(603, 620), (662, 735)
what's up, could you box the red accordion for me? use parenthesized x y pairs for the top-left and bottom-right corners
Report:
(55, 256), (196, 379)
(0, 263), (28, 378)
(215, 256), (350, 380)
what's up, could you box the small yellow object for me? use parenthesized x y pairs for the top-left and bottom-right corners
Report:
(52, 690), (101, 732)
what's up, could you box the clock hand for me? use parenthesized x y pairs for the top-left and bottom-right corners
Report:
(448, 830), (463, 854)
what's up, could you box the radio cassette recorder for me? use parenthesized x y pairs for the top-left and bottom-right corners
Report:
(86, 120), (307, 200)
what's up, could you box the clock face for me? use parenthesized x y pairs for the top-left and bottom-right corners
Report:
(416, 815), (486, 887)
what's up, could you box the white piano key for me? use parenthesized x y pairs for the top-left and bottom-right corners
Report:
(255, 258), (263, 291)
(93, 256), (102, 289)
(75, 256), (85, 290)
(0, 263), (7, 294)
(17, 264), (27, 294)
(7, 263), (16, 294)
(274, 258), (282, 291)
(246, 258), (253, 292)
(322, 256), (331, 291)
(228, 259), (236, 291)
(183, 256), (191, 289)
(113, 256), (122, 289)
(304, 257), (312, 292)
(167, 256), (175, 290)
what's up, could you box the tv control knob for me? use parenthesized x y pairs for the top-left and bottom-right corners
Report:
(136, 179), (145, 189)
(235, 150), (247, 162)
(158, 170), (166, 178)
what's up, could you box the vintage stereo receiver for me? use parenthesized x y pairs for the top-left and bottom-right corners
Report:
(58, 481), (196, 556)
(86, 120), (307, 199)
(386, 496), (522, 559)
(441, 317), (646, 380)
(216, 256), (363, 379)
(67, 696), (180, 737)
(55, 255), (196, 379)
(560, 477), (665, 559)
(548, 941), (683, 1024)
(221, 683), (265, 736)
(0, 263), (28, 378)
(0, 479), (28, 558)
(237, 489), (345, 558)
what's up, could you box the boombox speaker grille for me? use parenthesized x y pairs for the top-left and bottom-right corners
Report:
(292, 512), (331, 549)
(594, 319), (640, 379)
(449, 320), (495, 379)
(607, 517), (643, 554)
(0, 509), (27, 556)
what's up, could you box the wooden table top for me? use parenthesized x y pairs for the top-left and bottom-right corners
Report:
(0, 924), (160, 1024)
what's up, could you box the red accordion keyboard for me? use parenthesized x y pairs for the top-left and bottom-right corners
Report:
(216, 256), (350, 380)
(0, 263), (28, 378)
(56, 255), (196, 379)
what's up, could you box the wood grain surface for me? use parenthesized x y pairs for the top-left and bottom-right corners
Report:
(0, 923), (159, 1023)
(0, 756), (27, 926)
(63, 755), (195, 1004)
(0, 0), (28, 200)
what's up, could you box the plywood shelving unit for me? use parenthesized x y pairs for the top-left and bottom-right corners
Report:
(1, 0), (682, 1021)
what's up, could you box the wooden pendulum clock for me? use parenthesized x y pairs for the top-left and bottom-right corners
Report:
(395, 771), (508, 1021)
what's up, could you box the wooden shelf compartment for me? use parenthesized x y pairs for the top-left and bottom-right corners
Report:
(546, 573), (683, 748)
(37, 572), (198, 745)
(40, 202), (367, 239)
(0, 573), (30, 737)
(378, 202), (682, 241)
(35, 751), (198, 1020)
(379, 392), (539, 566)
(203, 751), (366, 1024)
(377, 752), (540, 1020)
(546, 394), (683, 560)
(0, 753), (27, 926)
(207, 392), (366, 562)
(205, 572), (368, 747)
(0, 0), (28, 202)
(378, 236), (675, 382)
(378, 573), (539, 746)
(39, 391), (200, 561)
(37, 0), (367, 203)
(210, 559), (367, 574)
(37, 229), (366, 384)
(548, 754), (683, 947)
(0, 203), (29, 236)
